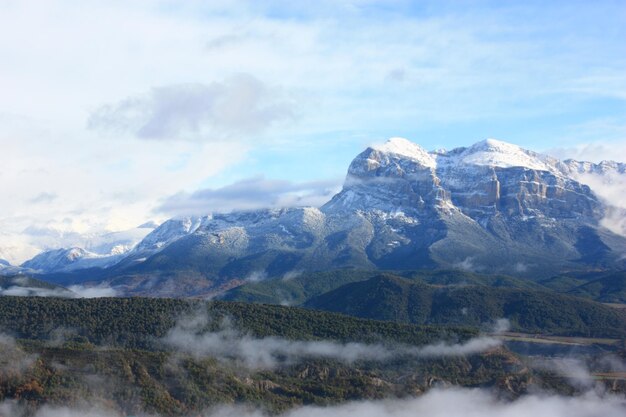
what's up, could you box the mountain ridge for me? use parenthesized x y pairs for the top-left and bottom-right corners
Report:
(9, 138), (626, 296)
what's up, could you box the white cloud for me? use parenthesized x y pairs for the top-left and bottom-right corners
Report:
(88, 74), (295, 141)
(162, 313), (502, 369)
(0, 286), (72, 297)
(547, 141), (626, 164)
(272, 390), (625, 417)
(452, 256), (483, 272)
(0, 334), (38, 375)
(570, 170), (626, 237)
(0, 278), (116, 298)
(67, 285), (118, 298)
(29, 192), (58, 204)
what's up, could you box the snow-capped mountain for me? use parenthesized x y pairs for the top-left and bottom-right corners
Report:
(18, 222), (159, 274)
(21, 247), (123, 273)
(22, 138), (626, 296)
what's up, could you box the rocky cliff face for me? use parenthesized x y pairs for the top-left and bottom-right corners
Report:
(325, 138), (603, 221)
(28, 138), (626, 295)
(319, 138), (624, 276)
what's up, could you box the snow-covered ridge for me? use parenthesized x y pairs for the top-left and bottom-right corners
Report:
(21, 247), (124, 273)
(369, 137), (568, 173)
(451, 138), (560, 172)
(9, 137), (626, 280)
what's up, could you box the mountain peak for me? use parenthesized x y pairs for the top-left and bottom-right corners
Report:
(365, 137), (556, 172)
(138, 220), (160, 229)
(454, 138), (557, 171)
(469, 138), (520, 152)
(371, 137), (436, 167)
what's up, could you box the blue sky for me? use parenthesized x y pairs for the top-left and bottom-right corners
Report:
(0, 0), (625, 261)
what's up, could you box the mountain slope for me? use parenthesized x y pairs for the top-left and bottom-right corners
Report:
(0, 274), (73, 297)
(566, 271), (626, 303)
(540, 270), (626, 303)
(304, 275), (626, 338)
(221, 269), (546, 305)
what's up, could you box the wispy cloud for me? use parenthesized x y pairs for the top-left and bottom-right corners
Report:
(29, 192), (58, 204)
(570, 170), (626, 237)
(162, 312), (503, 369)
(0, 279), (117, 299)
(0, 334), (38, 375)
(158, 176), (340, 215)
(88, 74), (295, 141)
(67, 284), (118, 298)
(0, 286), (73, 297)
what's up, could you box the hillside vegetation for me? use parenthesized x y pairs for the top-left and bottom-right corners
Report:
(541, 271), (626, 304)
(0, 296), (542, 416)
(0, 296), (475, 349)
(304, 274), (626, 338)
(221, 269), (546, 305)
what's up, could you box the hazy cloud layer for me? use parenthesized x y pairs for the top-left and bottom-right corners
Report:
(158, 176), (340, 215)
(0, 285), (73, 297)
(162, 313), (503, 369)
(88, 74), (294, 141)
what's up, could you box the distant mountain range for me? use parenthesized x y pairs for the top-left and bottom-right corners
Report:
(5, 138), (626, 297)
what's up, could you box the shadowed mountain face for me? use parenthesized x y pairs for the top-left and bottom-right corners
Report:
(28, 138), (626, 296)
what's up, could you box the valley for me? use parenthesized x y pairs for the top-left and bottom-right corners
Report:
(2, 138), (625, 416)
(0, 296), (624, 416)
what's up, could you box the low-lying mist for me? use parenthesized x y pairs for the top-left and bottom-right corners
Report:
(0, 280), (117, 298)
(0, 387), (623, 417)
(162, 313), (506, 369)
